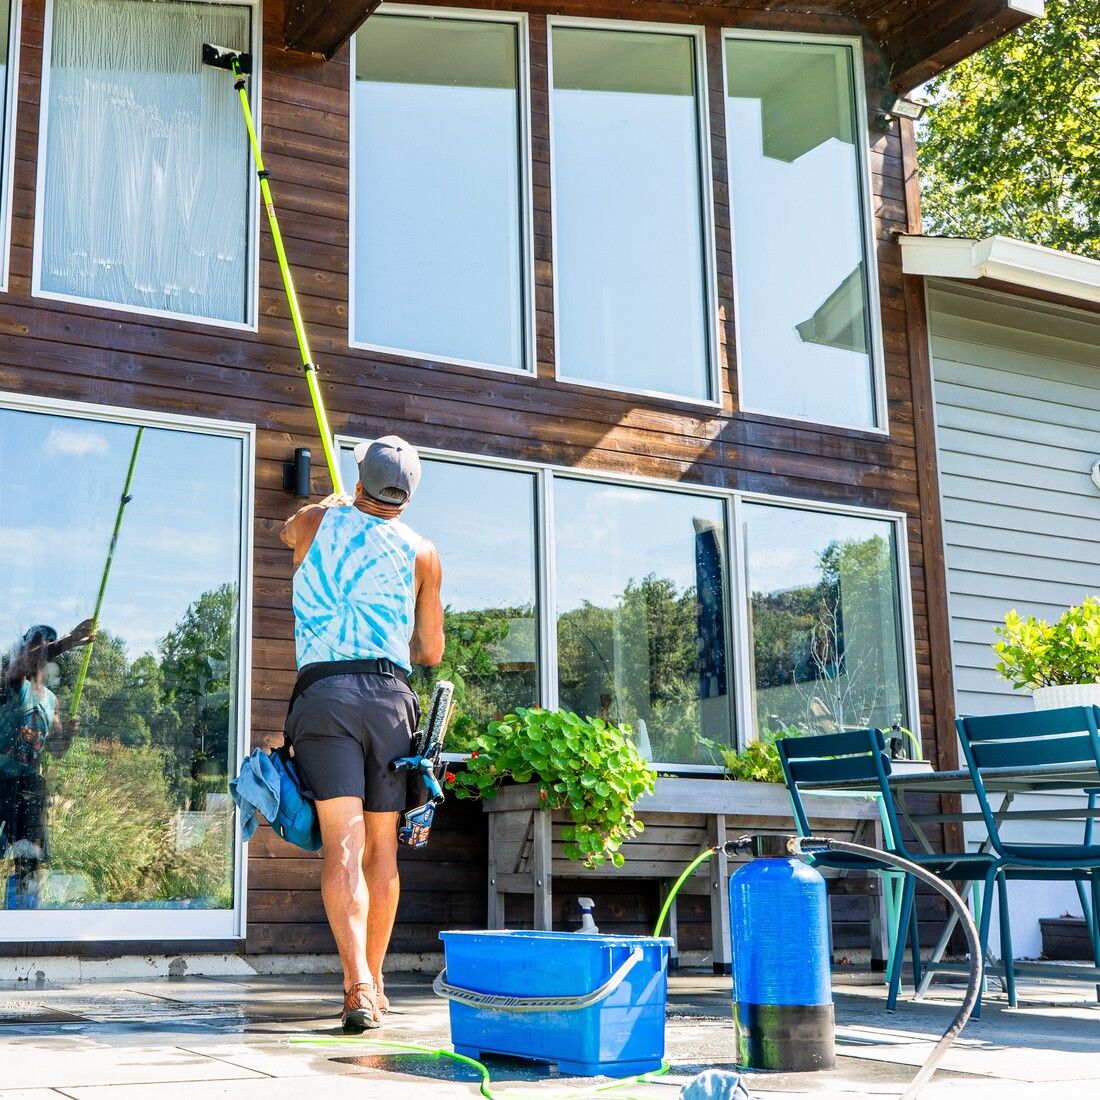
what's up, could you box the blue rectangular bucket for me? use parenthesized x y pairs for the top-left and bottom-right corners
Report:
(436, 930), (671, 1077)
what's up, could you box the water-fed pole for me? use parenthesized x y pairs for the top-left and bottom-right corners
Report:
(69, 425), (144, 718)
(201, 43), (344, 496)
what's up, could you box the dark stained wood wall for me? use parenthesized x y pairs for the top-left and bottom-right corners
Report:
(0, 0), (950, 955)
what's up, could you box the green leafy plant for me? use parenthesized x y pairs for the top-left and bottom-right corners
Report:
(445, 707), (656, 869)
(700, 727), (804, 783)
(994, 599), (1100, 690)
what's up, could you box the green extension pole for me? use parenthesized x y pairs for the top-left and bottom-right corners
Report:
(69, 426), (144, 719)
(201, 43), (344, 496)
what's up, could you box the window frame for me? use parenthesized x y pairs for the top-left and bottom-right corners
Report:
(722, 28), (889, 435)
(0, 0), (21, 293)
(546, 15), (722, 410)
(30, 0), (262, 331)
(732, 491), (917, 746)
(347, 3), (536, 378)
(336, 433), (920, 771)
(0, 387), (255, 943)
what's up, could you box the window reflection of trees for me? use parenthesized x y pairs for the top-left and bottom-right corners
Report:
(411, 604), (538, 750)
(556, 574), (717, 765)
(752, 534), (902, 736)
(2, 583), (237, 910)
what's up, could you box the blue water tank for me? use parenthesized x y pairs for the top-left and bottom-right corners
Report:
(728, 839), (835, 1071)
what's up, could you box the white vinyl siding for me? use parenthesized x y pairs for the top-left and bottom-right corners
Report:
(929, 281), (1100, 716)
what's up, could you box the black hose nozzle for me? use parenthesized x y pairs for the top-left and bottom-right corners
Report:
(202, 43), (252, 73)
(721, 834), (798, 859)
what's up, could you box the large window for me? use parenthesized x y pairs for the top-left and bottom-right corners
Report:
(0, 0), (16, 289)
(554, 479), (731, 765)
(35, 0), (255, 324)
(339, 440), (915, 765)
(550, 23), (714, 402)
(725, 35), (882, 429)
(340, 448), (540, 743)
(743, 503), (907, 738)
(352, 13), (528, 372)
(0, 399), (250, 939)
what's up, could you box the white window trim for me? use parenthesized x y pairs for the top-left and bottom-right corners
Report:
(0, 388), (255, 943)
(0, 0), (22, 294)
(722, 28), (890, 436)
(335, 433), (922, 770)
(30, 0), (262, 332)
(347, 4), (536, 378)
(546, 15), (722, 411)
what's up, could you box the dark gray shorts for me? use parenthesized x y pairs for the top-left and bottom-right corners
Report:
(284, 672), (421, 812)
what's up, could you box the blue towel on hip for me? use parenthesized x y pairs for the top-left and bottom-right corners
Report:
(229, 749), (281, 842)
(230, 749), (322, 851)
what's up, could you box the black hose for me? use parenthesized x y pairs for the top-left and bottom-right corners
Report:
(791, 836), (983, 1100)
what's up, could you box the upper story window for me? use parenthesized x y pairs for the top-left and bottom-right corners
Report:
(725, 34), (884, 430)
(352, 11), (529, 373)
(549, 21), (715, 403)
(0, 0), (16, 290)
(34, 0), (255, 326)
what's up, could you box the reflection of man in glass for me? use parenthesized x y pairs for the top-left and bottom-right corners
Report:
(0, 620), (94, 908)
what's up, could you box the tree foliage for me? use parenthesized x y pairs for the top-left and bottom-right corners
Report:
(917, 1), (1100, 257)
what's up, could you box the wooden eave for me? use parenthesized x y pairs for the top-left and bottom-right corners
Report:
(285, 0), (1044, 89)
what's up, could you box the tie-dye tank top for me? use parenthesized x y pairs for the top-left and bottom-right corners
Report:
(292, 507), (421, 672)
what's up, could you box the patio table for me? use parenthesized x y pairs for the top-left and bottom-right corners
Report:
(805, 762), (1100, 996)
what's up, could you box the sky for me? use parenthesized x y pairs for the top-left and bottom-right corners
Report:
(0, 407), (244, 662)
(744, 503), (895, 597)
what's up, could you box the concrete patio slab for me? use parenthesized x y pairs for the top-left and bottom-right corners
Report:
(0, 968), (1096, 1099)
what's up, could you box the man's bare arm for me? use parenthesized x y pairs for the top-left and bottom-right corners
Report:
(281, 492), (350, 567)
(410, 540), (445, 667)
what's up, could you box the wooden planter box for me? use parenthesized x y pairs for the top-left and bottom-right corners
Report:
(484, 777), (883, 972)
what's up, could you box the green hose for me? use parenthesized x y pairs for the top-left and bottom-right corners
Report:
(289, 1035), (670, 1099)
(653, 846), (717, 938)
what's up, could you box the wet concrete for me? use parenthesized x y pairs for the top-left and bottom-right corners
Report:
(0, 969), (1097, 1098)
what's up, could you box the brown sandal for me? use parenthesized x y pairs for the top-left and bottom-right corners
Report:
(342, 982), (381, 1033)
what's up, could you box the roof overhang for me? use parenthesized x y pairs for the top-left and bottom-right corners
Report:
(899, 234), (1100, 308)
(285, 0), (1044, 80)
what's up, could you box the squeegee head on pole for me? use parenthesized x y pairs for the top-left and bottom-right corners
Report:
(202, 43), (252, 73)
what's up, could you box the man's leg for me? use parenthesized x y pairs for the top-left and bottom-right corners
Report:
(363, 810), (401, 1011)
(315, 797), (372, 992)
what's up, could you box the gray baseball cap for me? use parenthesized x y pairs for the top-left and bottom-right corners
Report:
(353, 435), (421, 506)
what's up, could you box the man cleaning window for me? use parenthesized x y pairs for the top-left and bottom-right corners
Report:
(280, 435), (444, 1033)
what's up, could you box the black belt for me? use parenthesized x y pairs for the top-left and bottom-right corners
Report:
(287, 659), (409, 717)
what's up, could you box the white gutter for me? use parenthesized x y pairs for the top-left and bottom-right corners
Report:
(899, 234), (1100, 306)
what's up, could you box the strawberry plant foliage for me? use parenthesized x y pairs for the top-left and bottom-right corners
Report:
(445, 707), (656, 869)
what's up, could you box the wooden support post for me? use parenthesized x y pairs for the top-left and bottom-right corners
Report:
(658, 880), (680, 970)
(487, 811), (504, 930)
(862, 816), (889, 972)
(531, 809), (553, 931)
(708, 816), (731, 974)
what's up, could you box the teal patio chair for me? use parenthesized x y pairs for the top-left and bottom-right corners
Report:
(956, 705), (1100, 1009)
(778, 728), (1003, 1012)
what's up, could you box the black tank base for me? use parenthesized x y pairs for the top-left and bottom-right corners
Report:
(732, 1001), (836, 1072)
(713, 962), (732, 975)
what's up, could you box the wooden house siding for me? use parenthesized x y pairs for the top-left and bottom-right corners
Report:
(0, 0), (949, 954)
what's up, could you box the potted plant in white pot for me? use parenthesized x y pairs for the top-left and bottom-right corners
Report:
(993, 597), (1100, 709)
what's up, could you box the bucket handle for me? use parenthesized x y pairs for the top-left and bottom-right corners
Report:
(432, 946), (645, 1013)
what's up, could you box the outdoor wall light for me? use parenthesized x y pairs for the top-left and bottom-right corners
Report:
(1091, 459), (1100, 493)
(284, 446), (312, 497)
(876, 93), (929, 130)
